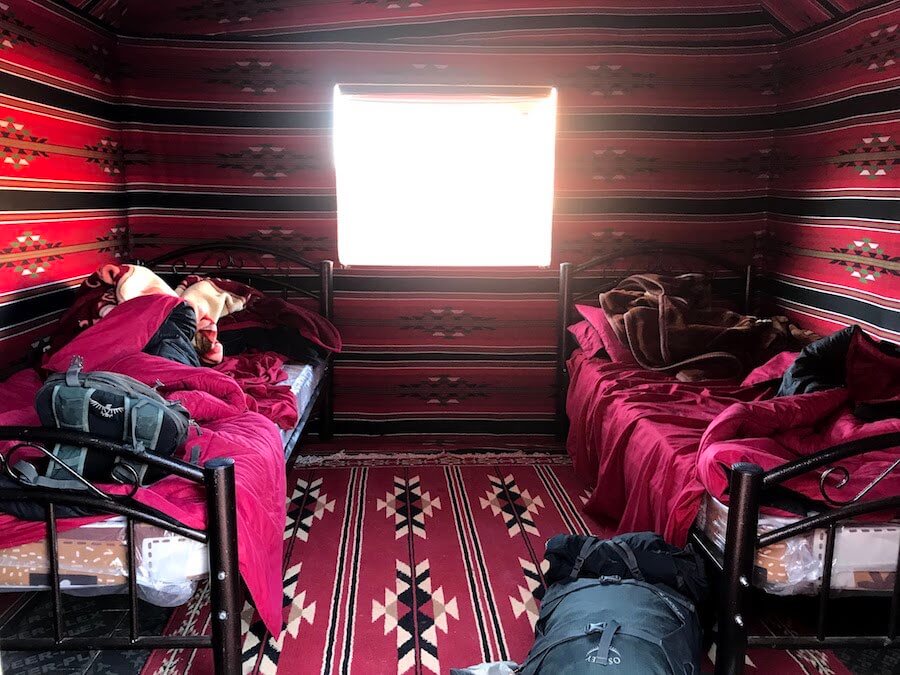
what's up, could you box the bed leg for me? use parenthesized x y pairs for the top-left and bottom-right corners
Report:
(319, 258), (336, 442)
(319, 366), (334, 441)
(715, 462), (763, 675)
(205, 458), (242, 675)
(556, 262), (573, 441)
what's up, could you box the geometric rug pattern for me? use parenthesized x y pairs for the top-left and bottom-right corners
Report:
(135, 454), (867, 675)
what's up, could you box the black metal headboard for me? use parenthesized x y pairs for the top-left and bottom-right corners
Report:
(139, 242), (334, 323)
(1, 241), (335, 379)
(555, 242), (760, 437)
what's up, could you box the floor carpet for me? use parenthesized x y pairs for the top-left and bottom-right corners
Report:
(126, 451), (872, 675)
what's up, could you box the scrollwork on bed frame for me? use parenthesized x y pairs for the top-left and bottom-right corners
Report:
(556, 241), (759, 437)
(703, 431), (900, 675)
(819, 458), (900, 507)
(138, 241), (335, 323)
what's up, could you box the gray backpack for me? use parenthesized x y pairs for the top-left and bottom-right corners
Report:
(27, 355), (191, 490)
(517, 538), (702, 675)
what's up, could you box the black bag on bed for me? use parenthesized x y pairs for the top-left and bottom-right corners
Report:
(25, 355), (191, 491)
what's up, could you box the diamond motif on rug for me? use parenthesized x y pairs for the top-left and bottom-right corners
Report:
(372, 559), (459, 674)
(241, 562), (316, 674)
(480, 474), (544, 537)
(510, 557), (548, 628)
(377, 474), (441, 539)
(285, 476), (334, 541)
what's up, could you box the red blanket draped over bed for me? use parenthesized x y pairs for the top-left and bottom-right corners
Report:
(567, 347), (900, 546)
(0, 294), (315, 634)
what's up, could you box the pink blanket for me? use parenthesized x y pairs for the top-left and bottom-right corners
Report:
(568, 345), (899, 546)
(0, 295), (290, 634)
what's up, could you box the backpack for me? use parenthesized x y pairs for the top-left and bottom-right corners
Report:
(29, 355), (191, 490)
(540, 532), (708, 605)
(517, 534), (704, 675)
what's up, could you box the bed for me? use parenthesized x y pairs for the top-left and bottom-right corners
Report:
(556, 242), (899, 674)
(0, 242), (337, 674)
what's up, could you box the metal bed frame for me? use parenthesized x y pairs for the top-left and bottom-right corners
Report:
(555, 243), (899, 675)
(0, 241), (336, 674)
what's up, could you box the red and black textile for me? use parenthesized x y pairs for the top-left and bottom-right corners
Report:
(136, 452), (863, 675)
(767, 1), (899, 342)
(2, 0), (898, 434)
(111, 2), (782, 436)
(0, 0), (126, 367)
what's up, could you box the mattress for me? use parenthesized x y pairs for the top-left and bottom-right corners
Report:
(696, 494), (899, 595)
(0, 361), (320, 606)
(279, 362), (324, 451)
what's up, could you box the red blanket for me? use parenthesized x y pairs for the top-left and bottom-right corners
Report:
(567, 350), (772, 543)
(697, 387), (900, 516)
(0, 295), (296, 634)
(567, 346), (899, 546)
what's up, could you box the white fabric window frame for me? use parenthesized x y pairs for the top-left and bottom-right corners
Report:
(333, 84), (558, 267)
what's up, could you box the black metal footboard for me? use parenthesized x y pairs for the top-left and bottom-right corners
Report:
(693, 431), (900, 675)
(0, 426), (242, 675)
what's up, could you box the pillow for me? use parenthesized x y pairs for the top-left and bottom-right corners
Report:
(574, 304), (636, 364)
(567, 320), (605, 358)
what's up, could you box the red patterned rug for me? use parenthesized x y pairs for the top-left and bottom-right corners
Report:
(140, 453), (859, 675)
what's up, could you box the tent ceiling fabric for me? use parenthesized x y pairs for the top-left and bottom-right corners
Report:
(54, 1), (887, 40)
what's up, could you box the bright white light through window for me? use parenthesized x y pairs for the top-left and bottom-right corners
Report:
(333, 85), (557, 266)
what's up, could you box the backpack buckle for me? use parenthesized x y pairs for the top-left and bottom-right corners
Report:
(65, 355), (84, 386)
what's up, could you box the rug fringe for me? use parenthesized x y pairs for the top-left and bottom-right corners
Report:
(292, 449), (572, 468)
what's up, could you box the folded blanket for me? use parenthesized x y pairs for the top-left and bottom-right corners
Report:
(600, 273), (813, 380)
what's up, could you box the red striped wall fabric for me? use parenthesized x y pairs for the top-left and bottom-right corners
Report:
(1, 0), (897, 435)
(0, 0), (126, 365)
(768, 1), (899, 342)
(113, 2), (779, 435)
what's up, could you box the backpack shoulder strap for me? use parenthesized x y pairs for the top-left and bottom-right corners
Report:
(569, 537), (604, 580)
(64, 355), (83, 387)
(609, 537), (645, 582)
(13, 458), (89, 491)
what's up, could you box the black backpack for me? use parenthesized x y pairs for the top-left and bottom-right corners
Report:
(517, 534), (705, 675)
(29, 356), (190, 490)
(540, 532), (708, 605)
